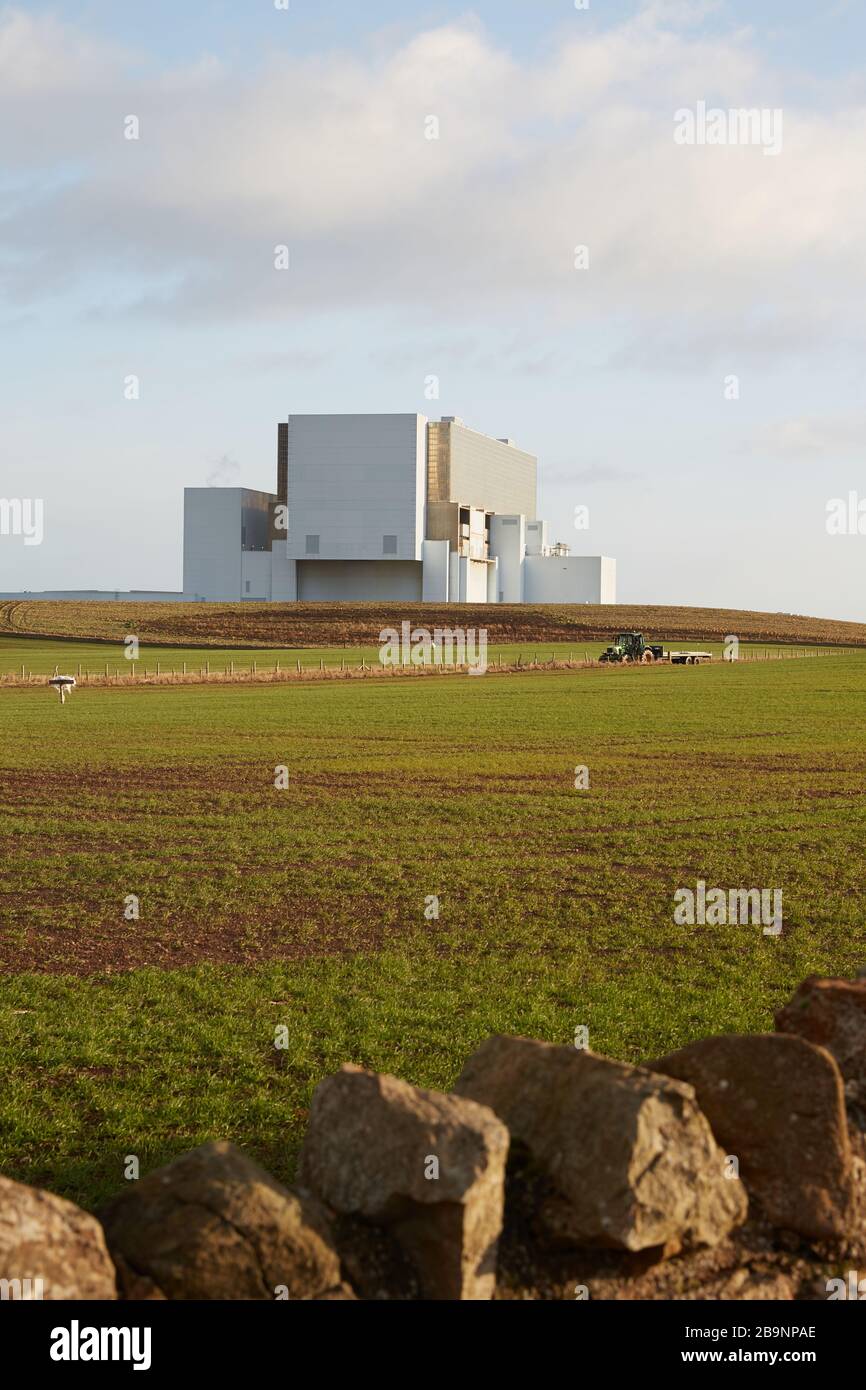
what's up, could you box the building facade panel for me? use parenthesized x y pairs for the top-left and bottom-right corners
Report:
(421, 539), (450, 601)
(445, 421), (536, 519)
(241, 550), (272, 600)
(183, 488), (243, 602)
(523, 554), (615, 605)
(285, 414), (426, 563)
(599, 556), (617, 605)
(241, 490), (276, 553)
(489, 514), (525, 603)
(297, 559), (423, 602)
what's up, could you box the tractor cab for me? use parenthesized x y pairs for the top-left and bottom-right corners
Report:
(599, 631), (666, 664)
(600, 631), (643, 663)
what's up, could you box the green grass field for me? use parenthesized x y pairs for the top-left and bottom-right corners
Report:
(2, 650), (865, 1211)
(0, 634), (627, 676)
(0, 631), (849, 679)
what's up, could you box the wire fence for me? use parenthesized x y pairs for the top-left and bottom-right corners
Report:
(0, 644), (856, 689)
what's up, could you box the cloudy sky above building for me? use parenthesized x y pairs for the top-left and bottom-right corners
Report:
(2, 0), (864, 616)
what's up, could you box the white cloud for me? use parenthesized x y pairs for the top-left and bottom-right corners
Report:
(1, 3), (865, 345)
(0, 6), (123, 94)
(747, 415), (866, 459)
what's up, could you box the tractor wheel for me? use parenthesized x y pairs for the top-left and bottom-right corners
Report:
(641, 649), (655, 664)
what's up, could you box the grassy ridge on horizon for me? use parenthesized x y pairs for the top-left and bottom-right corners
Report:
(2, 598), (866, 649)
(2, 652), (866, 1208)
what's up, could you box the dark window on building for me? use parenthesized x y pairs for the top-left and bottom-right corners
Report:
(245, 579), (251, 593)
(383, 535), (397, 555)
(305, 535), (319, 555)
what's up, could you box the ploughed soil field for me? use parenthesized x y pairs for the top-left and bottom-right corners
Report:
(2, 649), (866, 1214)
(2, 598), (866, 649)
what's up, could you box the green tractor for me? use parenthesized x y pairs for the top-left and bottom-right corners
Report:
(599, 631), (666, 664)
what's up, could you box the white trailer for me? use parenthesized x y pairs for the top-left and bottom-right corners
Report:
(668, 650), (713, 665)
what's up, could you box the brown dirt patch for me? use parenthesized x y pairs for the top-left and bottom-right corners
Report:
(4, 599), (866, 649)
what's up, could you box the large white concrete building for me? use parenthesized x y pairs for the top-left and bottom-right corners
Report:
(183, 414), (616, 605)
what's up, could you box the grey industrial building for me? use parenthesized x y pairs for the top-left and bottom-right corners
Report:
(183, 414), (615, 605)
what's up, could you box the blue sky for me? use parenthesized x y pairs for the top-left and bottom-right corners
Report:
(20, 1), (866, 77)
(2, 0), (865, 618)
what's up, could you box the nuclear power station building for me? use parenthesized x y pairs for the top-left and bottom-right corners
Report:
(183, 414), (616, 605)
